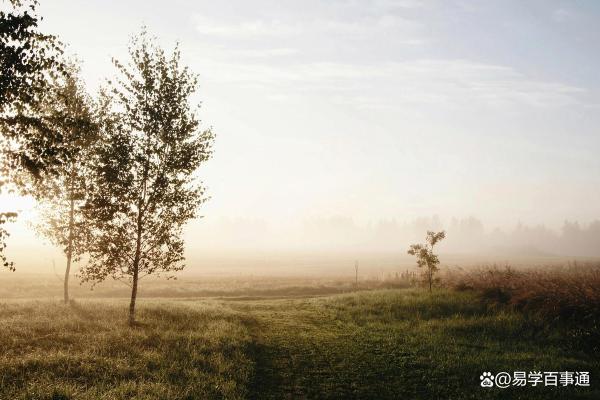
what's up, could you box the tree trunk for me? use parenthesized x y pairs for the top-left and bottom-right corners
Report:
(129, 197), (144, 326)
(64, 231), (72, 303)
(428, 268), (432, 292)
(128, 265), (139, 326)
(64, 258), (71, 302)
(129, 236), (142, 325)
(64, 165), (76, 304)
(129, 146), (149, 326)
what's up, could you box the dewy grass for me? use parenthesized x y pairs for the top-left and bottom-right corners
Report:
(238, 289), (599, 399)
(0, 288), (598, 399)
(0, 300), (254, 400)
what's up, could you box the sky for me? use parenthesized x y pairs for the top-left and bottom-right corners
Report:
(3, 0), (600, 264)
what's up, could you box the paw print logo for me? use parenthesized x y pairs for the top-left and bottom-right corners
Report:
(480, 372), (495, 387)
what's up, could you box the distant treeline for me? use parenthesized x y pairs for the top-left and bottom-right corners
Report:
(371, 216), (600, 256)
(224, 215), (600, 256)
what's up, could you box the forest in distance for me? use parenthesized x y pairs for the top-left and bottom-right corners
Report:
(179, 215), (600, 256)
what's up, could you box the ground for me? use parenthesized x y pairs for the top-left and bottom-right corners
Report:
(0, 288), (598, 399)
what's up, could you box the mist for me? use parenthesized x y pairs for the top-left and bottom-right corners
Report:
(183, 215), (600, 257)
(5, 210), (599, 277)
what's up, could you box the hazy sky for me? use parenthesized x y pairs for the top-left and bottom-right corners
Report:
(3, 0), (600, 260)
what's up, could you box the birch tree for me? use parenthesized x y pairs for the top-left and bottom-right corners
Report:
(31, 66), (97, 302)
(81, 30), (214, 325)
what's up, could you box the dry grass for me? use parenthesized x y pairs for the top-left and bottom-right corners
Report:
(0, 299), (254, 399)
(446, 262), (600, 350)
(0, 274), (414, 300)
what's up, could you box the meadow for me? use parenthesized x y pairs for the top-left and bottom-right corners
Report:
(0, 266), (599, 399)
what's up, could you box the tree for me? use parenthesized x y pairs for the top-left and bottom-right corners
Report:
(30, 65), (97, 303)
(1, 0), (66, 175)
(1, 0), (66, 269)
(1, 0), (63, 108)
(407, 230), (446, 292)
(80, 30), (214, 325)
(0, 210), (16, 270)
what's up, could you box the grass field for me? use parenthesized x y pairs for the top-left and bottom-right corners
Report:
(0, 285), (598, 399)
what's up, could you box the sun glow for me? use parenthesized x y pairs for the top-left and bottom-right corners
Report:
(0, 193), (37, 222)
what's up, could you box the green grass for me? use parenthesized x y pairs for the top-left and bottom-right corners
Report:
(235, 290), (599, 399)
(0, 300), (253, 399)
(0, 289), (597, 399)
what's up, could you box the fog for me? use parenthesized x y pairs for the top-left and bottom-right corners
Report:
(4, 209), (599, 277)
(184, 215), (600, 257)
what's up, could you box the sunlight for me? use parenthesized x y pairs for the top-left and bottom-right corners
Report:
(0, 193), (37, 222)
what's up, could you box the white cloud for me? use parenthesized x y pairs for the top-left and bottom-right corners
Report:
(552, 8), (572, 23)
(372, 0), (427, 9)
(198, 58), (585, 110)
(233, 48), (299, 58)
(195, 18), (300, 37)
(193, 14), (423, 42)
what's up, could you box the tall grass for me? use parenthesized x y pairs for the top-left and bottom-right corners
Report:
(447, 263), (600, 350)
